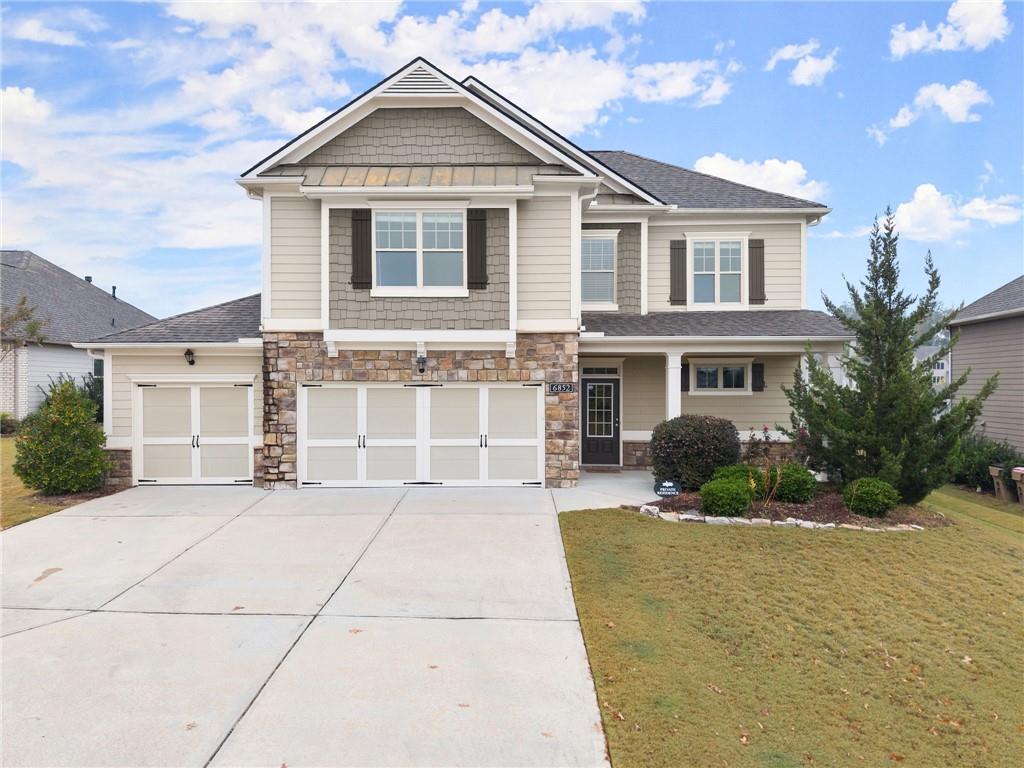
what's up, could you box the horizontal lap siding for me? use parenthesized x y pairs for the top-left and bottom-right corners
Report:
(109, 353), (263, 438)
(953, 318), (1024, 449)
(517, 197), (572, 320)
(681, 355), (800, 434)
(622, 356), (665, 431)
(271, 197), (321, 319)
(24, 344), (94, 412)
(648, 223), (802, 311)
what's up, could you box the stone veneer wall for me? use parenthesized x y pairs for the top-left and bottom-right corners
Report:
(105, 448), (133, 489)
(622, 438), (797, 470)
(262, 332), (579, 489)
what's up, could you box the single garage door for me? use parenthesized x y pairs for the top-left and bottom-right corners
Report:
(136, 383), (254, 484)
(298, 383), (544, 487)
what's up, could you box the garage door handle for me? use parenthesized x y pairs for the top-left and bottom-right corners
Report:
(479, 434), (483, 447)
(191, 435), (196, 448)
(484, 435), (488, 448)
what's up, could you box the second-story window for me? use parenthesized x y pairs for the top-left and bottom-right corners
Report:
(691, 238), (745, 306)
(582, 231), (618, 309)
(373, 210), (466, 296)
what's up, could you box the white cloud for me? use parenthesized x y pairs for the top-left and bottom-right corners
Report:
(764, 39), (838, 86)
(978, 160), (997, 190)
(890, 184), (1022, 242)
(6, 7), (106, 46)
(890, 0), (1011, 58)
(7, 18), (84, 46)
(871, 80), (991, 144)
(693, 153), (827, 201)
(1, 86), (54, 124)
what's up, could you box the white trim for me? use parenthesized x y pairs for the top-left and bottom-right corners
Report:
(516, 319), (580, 333)
(646, 215), (821, 225)
(800, 219), (808, 310)
(371, 287), (469, 299)
(302, 186), (534, 200)
(370, 199), (471, 209)
(103, 349), (112, 439)
(261, 319), (324, 332)
(581, 229), (619, 307)
(687, 357), (754, 396)
(104, 436), (131, 450)
(665, 352), (682, 419)
(581, 302), (619, 312)
(570, 189), (581, 318)
(320, 200), (330, 329)
(127, 373), (257, 384)
(262, 194), (272, 320)
(508, 202), (518, 332)
(686, 233), (749, 310)
(949, 307), (1024, 326)
(323, 329), (514, 345)
(580, 356), (624, 374)
(640, 218), (649, 315)
(371, 209), (468, 295)
(74, 342), (263, 351)
(622, 430), (652, 441)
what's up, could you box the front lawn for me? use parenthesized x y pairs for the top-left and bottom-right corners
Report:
(561, 487), (1023, 768)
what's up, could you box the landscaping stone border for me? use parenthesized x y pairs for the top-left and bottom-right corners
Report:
(638, 505), (924, 532)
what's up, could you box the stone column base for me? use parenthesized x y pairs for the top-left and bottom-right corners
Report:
(104, 448), (132, 489)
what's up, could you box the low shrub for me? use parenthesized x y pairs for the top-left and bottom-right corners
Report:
(952, 433), (1024, 496)
(651, 415), (740, 490)
(713, 463), (763, 494)
(842, 477), (899, 518)
(699, 478), (752, 517)
(775, 462), (817, 503)
(0, 412), (19, 435)
(13, 380), (108, 495)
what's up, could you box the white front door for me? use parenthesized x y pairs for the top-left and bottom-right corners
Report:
(299, 383), (543, 487)
(136, 384), (253, 484)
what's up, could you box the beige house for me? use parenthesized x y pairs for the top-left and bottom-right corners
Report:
(949, 275), (1024, 451)
(78, 58), (850, 489)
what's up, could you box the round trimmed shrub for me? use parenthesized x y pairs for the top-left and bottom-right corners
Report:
(651, 415), (740, 490)
(13, 380), (108, 495)
(774, 462), (817, 503)
(713, 463), (763, 494)
(842, 477), (899, 518)
(0, 412), (20, 435)
(699, 478), (752, 517)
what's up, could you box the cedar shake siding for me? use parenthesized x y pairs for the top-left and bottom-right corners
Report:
(648, 223), (803, 310)
(583, 222), (641, 314)
(328, 208), (510, 329)
(952, 316), (1024, 450)
(269, 197), (321, 319)
(297, 108), (542, 166)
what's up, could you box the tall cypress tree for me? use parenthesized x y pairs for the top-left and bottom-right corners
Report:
(784, 210), (997, 503)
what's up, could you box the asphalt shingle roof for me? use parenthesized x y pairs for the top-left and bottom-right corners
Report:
(950, 275), (1024, 324)
(586, 151), (828, 210)
(582, 310), (851, 338)
(1, 251), (156, 345)
(91, 294), (261, 344)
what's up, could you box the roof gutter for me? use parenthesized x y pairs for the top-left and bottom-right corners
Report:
(948, 307), (1024, 326)
(71, 340), (263, 350)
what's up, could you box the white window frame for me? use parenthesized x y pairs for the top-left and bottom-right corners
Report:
(686, 233), (749, 310)
(581, 229), (619, 311)
(688, 357), (754, 396)
(371, 209), (469, 298)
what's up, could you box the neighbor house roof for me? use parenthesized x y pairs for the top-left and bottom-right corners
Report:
(1, 250), (156, 345)
(90, 294), (261, 344)
(949, 275), (1024, 325)
(587, 151), (828, 210)
(582, 310), (850, 338)
(260, 164), (575, 186)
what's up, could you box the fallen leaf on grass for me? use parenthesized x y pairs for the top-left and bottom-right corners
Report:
(706, 682), (725, 695)
(889, 753), (905, 762)
(961, 655), (972, 665)
(739, 733), (749, 745)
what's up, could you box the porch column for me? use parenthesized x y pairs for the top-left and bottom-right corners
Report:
(665, 351), (682, 420)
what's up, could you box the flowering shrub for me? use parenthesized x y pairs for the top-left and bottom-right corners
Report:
(651, 414), (740, 490)
(14, 380), (108, 494)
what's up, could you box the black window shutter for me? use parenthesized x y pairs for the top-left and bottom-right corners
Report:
(681, 362), (690, 391)
(351, 209), (371, 289)
(752, 362), (765, 392)
(669, 240), (687, 305)
(467, 209), (487, 289)
(748, 238), (766, 305)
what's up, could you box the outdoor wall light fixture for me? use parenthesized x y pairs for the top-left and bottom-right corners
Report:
(416, 355), (427, 374)
(184, 349), (196, 366)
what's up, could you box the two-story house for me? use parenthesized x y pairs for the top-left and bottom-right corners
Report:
(80, 59), (851, 490)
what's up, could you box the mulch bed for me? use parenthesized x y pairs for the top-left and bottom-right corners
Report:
(649, 489), (952, 528)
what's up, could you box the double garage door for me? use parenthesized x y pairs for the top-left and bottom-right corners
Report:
(299, 383), (544, 486)
(136, 383), (254, 484)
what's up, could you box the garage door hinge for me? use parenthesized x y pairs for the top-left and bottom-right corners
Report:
(404, 481), (443, 485)
(522, 481), (542, 486)
(137, 384), (157, 388)
(302, 481), (323, 485)
(233, 383), (253, 387)
(301, 383), (322, 388)
(521, 382), (543, 387)
(403, 383), (442, 387)
(234, 479), (252, 484)
(138, 479), (157, 483)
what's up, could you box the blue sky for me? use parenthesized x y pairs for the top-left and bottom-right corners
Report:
(3, 0), (1021, 318)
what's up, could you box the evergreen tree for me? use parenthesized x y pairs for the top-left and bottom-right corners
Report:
(784, 210), (996, 503)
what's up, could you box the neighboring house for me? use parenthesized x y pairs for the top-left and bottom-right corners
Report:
(78, 58), (851, 490)
(949, 275), (1024, 451)
(1, 251), (156, 419)
(915, 344), (951, 390)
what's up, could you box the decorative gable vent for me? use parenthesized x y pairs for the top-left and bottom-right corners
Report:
(383, 65), (457, 95)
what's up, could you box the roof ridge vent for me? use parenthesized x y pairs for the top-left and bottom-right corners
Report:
(383, 65), (457, 95)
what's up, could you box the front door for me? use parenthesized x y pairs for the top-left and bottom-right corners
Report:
(582, 379), (620, 465)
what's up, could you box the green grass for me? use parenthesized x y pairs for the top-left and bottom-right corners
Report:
(1, 437), (67, 529)
(561, 487), (1023, 768)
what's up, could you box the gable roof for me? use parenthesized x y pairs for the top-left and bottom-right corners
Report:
(950, 275), (1024, 325)
(1, 251), (156, 345)
(588, 151), (828, 210)
(89, 294), (261, 344)
(240, 58), (599, 181)
(582, 310), (850, 338)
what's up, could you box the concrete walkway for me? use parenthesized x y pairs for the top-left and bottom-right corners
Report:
(1, 486), (610, 767)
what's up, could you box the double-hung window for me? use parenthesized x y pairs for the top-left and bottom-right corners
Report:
(690, 358), (752, 395)
(373, 210), (466, 296)
(690, 237), (746, 306)
(581, 231), (618, 309)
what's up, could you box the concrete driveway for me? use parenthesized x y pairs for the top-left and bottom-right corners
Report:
(1, 486), (609, 767)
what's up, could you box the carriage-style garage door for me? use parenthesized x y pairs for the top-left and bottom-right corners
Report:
(135, 383), (254, 484)
(298, 383), (544, 487)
